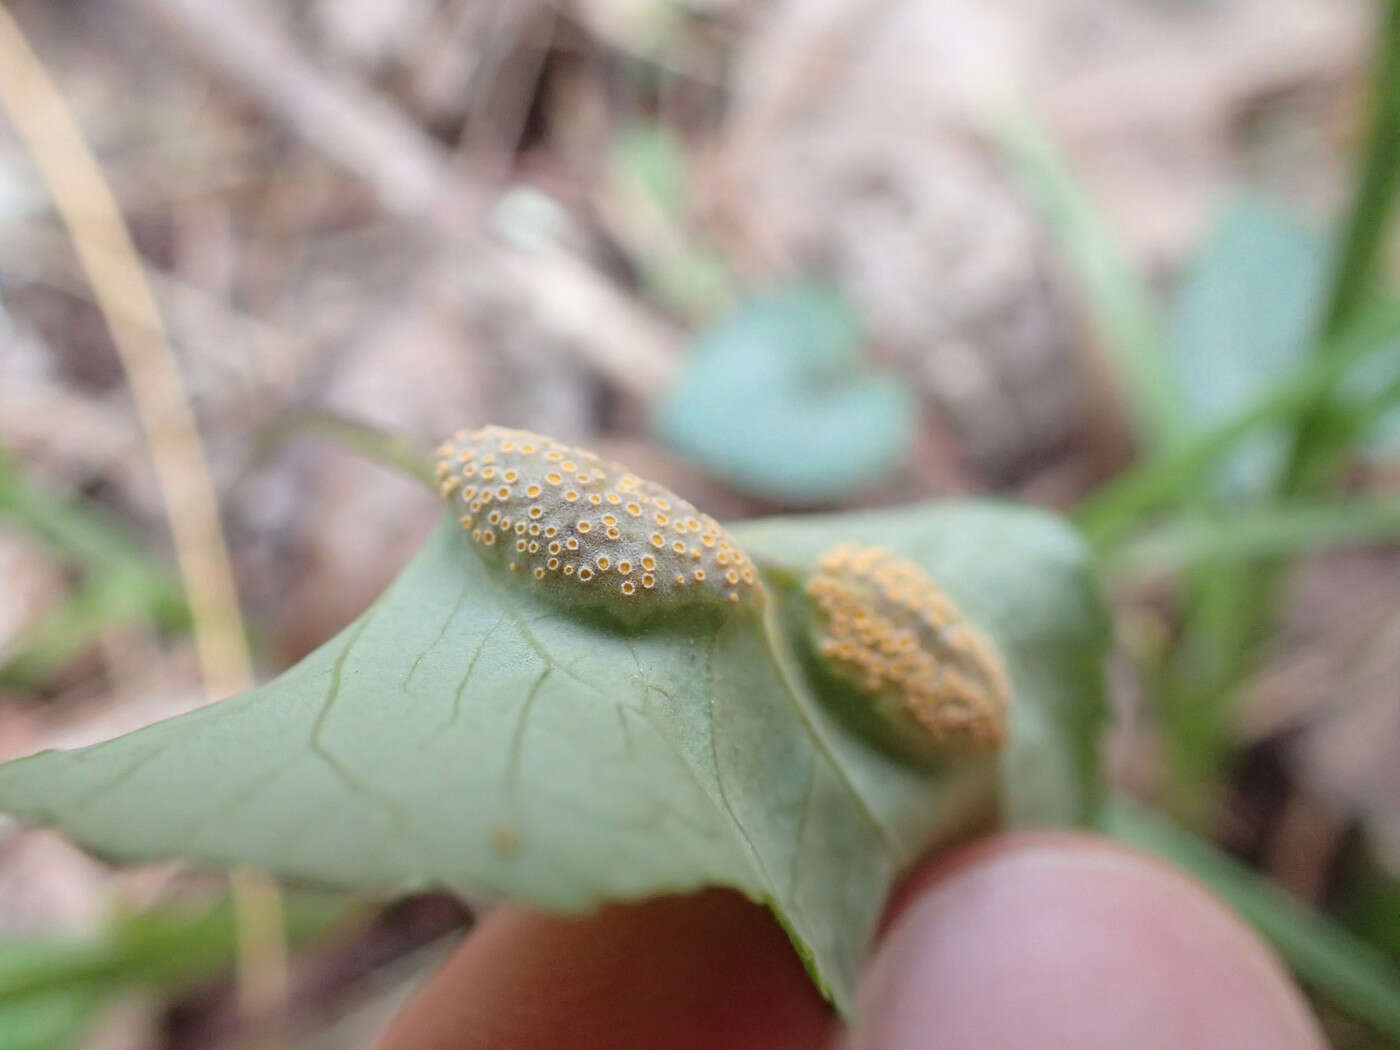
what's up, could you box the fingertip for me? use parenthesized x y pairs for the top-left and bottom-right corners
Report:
(852, 832), (1326, 1050)
(375, 889), (834, 1050)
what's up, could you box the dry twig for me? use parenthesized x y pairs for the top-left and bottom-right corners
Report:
(0, 3), (285, 1017)
(127, 0), (682, 400)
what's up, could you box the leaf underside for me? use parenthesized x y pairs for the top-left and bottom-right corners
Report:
(0, 500), (1105, 1016)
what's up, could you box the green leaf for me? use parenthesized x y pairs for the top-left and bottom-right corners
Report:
(734, 503), (1108, 828)
(0, 501), (1104, 1016)
(1165, 195), (1325, 496)
(0, 989), (100, 1050)
(655, 285), (917, 504)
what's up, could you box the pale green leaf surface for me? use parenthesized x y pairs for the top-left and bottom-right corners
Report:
(1166, 195), (1324, 496)
(655, 286), (917, 504)
(0, 501), (1103, 1014)
(732, 501), (1108, 828)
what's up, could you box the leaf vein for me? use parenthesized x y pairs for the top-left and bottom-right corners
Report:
(704, 626), (778, 891)
(760, 606), (905, 859)
(444, 614), (505, 731)
(506, 667), (551, 795)
(404, 574), (472, 689)
(786, 755), (819, 901)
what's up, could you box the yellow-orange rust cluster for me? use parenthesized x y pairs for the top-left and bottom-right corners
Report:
(806, 543), (1009, 749)
(434, 425), (762, 612)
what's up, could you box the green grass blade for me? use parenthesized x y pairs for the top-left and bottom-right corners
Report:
(0, 452), (183, 589)
(1077, 300), (1400, 547)
(1281, 3), (1400, 493)
(0, 988), (101, 1050)
(0, 892), (349, 1002)
(1105, 497), (1400, 578)
(247, 409), (434, 487)
(0, 572), (184, 687)
(1318, 3), (1400, 339)
(996, 107), (1178, 448)
(1103, 796), (1400, 1038)
(0, 452), (191, 684)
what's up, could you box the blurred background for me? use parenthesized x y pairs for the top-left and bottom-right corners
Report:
(1, 0), (1398, 1046)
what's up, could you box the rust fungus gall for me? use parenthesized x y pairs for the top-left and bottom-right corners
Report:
(806, 543), (1009, 752)
(435, 426), (763, 617)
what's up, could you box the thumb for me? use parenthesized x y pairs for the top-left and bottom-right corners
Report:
(849, 833), (1327, 1050)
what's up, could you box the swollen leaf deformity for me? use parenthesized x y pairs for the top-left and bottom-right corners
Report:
(805, 543), (1010, 757)
(0, 498), (1108, 1019)
(435, 429), (1010, 756)
(434, 426), (763, 617)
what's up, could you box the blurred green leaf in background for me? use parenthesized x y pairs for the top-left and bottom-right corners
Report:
(655, 285), (918, 505)
(0, 893), (348, 1050)
(1165, 195), (1326, 498)
(604, 122), (735, 320)
(0, 451), (190, 688)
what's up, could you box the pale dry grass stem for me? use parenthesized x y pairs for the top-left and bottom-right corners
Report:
(0, 3), (286, 1020)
